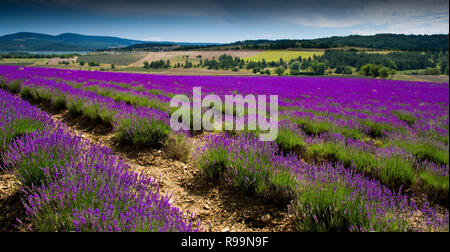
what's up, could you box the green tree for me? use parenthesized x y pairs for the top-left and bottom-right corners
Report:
(379, 67), (390, 78)
(311, 62), (326, 75)
(290, 69), (300, 75)
(289, 61), (300, 71)
(275, 67), (285, 76)
(88, 61), (99, 67)
(425, 67), (440, 75)
(388, 69), (396, 79)
(360, 64), (372, 76)
(342, 66), (353, 74)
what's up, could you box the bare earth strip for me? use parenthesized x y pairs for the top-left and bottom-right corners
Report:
(129, 50), (264, 67)
(31, 102), (294, 232)
(395, 74), (449, 83)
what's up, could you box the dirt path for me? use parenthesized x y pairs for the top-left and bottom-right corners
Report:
(36, 104), (294, 232)
(0, 172), (24, 232)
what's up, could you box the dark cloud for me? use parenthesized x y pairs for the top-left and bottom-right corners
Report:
(6, 0), (449, 17)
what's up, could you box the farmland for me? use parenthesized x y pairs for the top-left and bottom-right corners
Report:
(76, 52), (149, 66)
(0, 65), (448, 232)
(0, 58), (48, 66)
(243, 50), (324, 62)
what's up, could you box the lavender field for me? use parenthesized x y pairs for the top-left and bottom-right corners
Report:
(0, 65), (448, 232)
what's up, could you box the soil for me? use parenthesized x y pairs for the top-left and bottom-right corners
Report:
(0, 172), (24, 232)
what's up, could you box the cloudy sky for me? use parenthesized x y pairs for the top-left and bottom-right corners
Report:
(0, 0), (448, 42)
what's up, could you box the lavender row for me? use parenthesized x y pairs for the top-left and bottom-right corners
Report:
(0, 88), (54, 153)
(195, 133), (448, 231)
(0, 89), (200, 232)
(276, 120), (449, 206)
(1, 69), (171, 147)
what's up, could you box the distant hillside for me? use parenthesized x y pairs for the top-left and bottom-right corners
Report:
(98, 41), (219, 52)
(0, 32), (221, 52)
(0, 32), (146, 51)
(1, 32), (447, 52)
(174, 34), (449, 51)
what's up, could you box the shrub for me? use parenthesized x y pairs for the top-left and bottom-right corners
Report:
(2, 128), (83, 187)
(164, 133), (190, 162)
(113, 115), (170, 148)
(197, 134), (298, 205)
(19, 136), (201, 232)
(275, 67), (285, 76)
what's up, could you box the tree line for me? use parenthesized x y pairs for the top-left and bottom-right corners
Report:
(142, 50), (449, 77)
(172, 34), (449, 52)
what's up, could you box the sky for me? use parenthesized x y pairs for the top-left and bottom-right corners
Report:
(0, 0), (448, 43)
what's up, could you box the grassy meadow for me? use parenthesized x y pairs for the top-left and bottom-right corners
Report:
(244, 50), (325, 62)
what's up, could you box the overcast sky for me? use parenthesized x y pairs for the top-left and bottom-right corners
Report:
(0, 0), (448, 42)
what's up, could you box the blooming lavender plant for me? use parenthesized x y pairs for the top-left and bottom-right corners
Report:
(22, 144), (201, 232)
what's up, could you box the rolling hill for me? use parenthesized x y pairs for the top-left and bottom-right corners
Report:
(0, 32), (147, 51)
(0, 32), (221, 52)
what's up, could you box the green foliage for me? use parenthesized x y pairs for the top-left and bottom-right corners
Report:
(275, 128), (307, 156)
(0, 119), (43, 153)
(88, 61), (99, 67)
(360, 119), (398, 138)
(379, 67), (391, 78)
(307, 142), (416, 189)
(336, 65), (352, 74)
(5, 132), (82, 188)
(311, 62), (326, 75)
(418, 171), (449, 204)
(289, 61), (300, 71)
(114, 116), (170, 148)
(4, 79), (21, 93)
(275, 67), (285, 76)
(293, 182), (407, 232)
(392, 110), (416, 126)
(425, 67), (441, 75)
(411, 143), (449, 165)
(290, 69), (300, 76)
(197, 146), (230, 178)
(197, 143), (298, 205)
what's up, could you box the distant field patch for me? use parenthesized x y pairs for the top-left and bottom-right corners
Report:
(128, 50), (262, 67)
(364, 50), (394, 54)
(394, 74), (449, 83)
(77, 53), (148, 66)
(244, 50), (324, 62)
(0, 58), (48, 65)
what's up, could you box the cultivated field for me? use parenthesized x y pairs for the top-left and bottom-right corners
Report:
(0, 58), (48, 66)
(77, 52), (149, 66)
(394, 74), (449, 83)
(243, 50), (325, 62)
(0, 65), (448, 232)
(129, 50), (263, 67)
